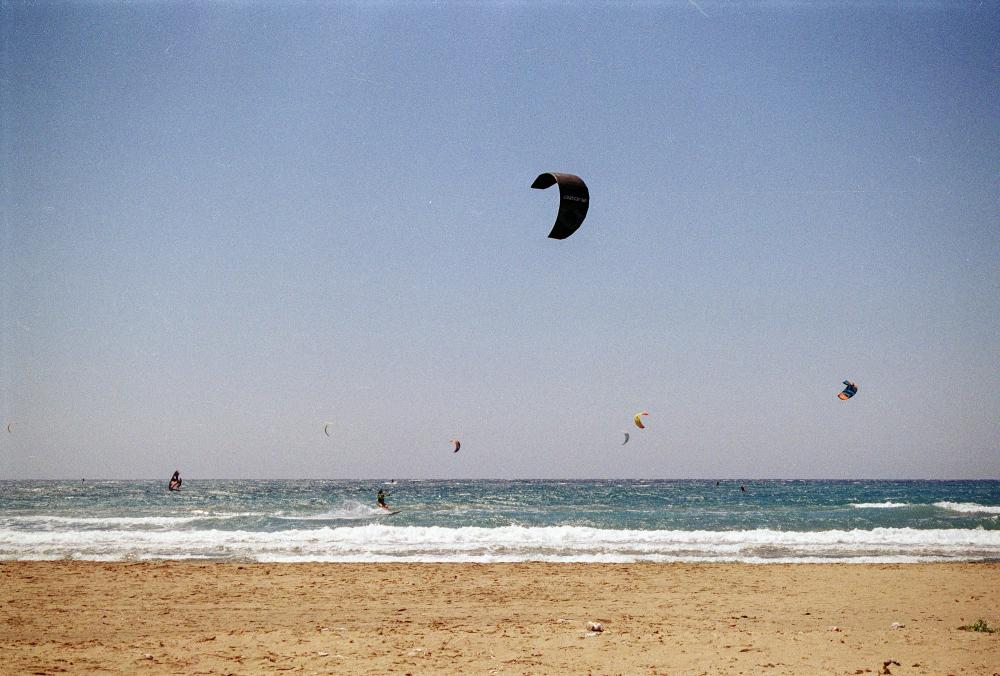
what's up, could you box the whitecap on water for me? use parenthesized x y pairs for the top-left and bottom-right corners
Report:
(850, 502), (910, 509)
(933, 501), (1000, 514)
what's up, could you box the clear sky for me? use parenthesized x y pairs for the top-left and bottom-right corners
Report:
(2, 1), (998, 480)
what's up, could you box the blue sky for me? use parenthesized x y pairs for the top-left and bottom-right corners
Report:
(2, 1), (998, 479)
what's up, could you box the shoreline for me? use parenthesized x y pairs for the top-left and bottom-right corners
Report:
(3, 561), (998, 674)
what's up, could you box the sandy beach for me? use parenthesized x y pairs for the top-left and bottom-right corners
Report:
(1, 562), (998, 674)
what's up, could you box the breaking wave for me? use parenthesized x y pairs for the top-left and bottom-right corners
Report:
(3, 525), (999, 563)
(934, 502), (1000, 515)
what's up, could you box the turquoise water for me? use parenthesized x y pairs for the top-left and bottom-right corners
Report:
(2, 480), (998, 562)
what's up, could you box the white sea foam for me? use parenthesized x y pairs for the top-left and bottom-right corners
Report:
(850, 502), (910, 509)
(275, 502), (387, 521)
(933, 501), (1000, 514)
(0, 513), (259, 529)
(2, 525), (999, 563)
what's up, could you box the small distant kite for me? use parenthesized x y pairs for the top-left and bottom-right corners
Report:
(450, 439), (461, 453)
(622, 432), (630, 445)
(323, 423), (334, 437)
(633, 411), (649, 429)
(5, 422), (12, 434)
(531, 172), (589, 239)
(838, 380), (858, 400)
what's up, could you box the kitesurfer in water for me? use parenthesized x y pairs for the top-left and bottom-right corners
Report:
(168, 470), (182, 491)
(376, 488), (390, 510)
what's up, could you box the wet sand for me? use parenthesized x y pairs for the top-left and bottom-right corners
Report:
(2, 561), (998, 674)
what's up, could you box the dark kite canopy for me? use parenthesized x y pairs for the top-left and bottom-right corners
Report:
(531, 172), (589, 240)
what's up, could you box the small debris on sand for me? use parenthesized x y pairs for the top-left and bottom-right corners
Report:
(879, 658), (900, 674)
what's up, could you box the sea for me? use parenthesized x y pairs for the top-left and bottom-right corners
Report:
(2, 479), (998, 563)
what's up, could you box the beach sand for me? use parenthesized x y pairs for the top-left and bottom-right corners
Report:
(2, 562), (998, 674)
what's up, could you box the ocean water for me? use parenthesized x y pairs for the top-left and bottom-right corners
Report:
(1, 480), (998, 563)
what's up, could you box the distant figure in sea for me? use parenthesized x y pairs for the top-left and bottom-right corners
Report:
(376, 488), (390, 510)
(168, 470), (182, 491)
(740, 485), (746, 493)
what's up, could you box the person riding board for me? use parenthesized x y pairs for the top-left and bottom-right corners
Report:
(376, 488), (390, 510)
